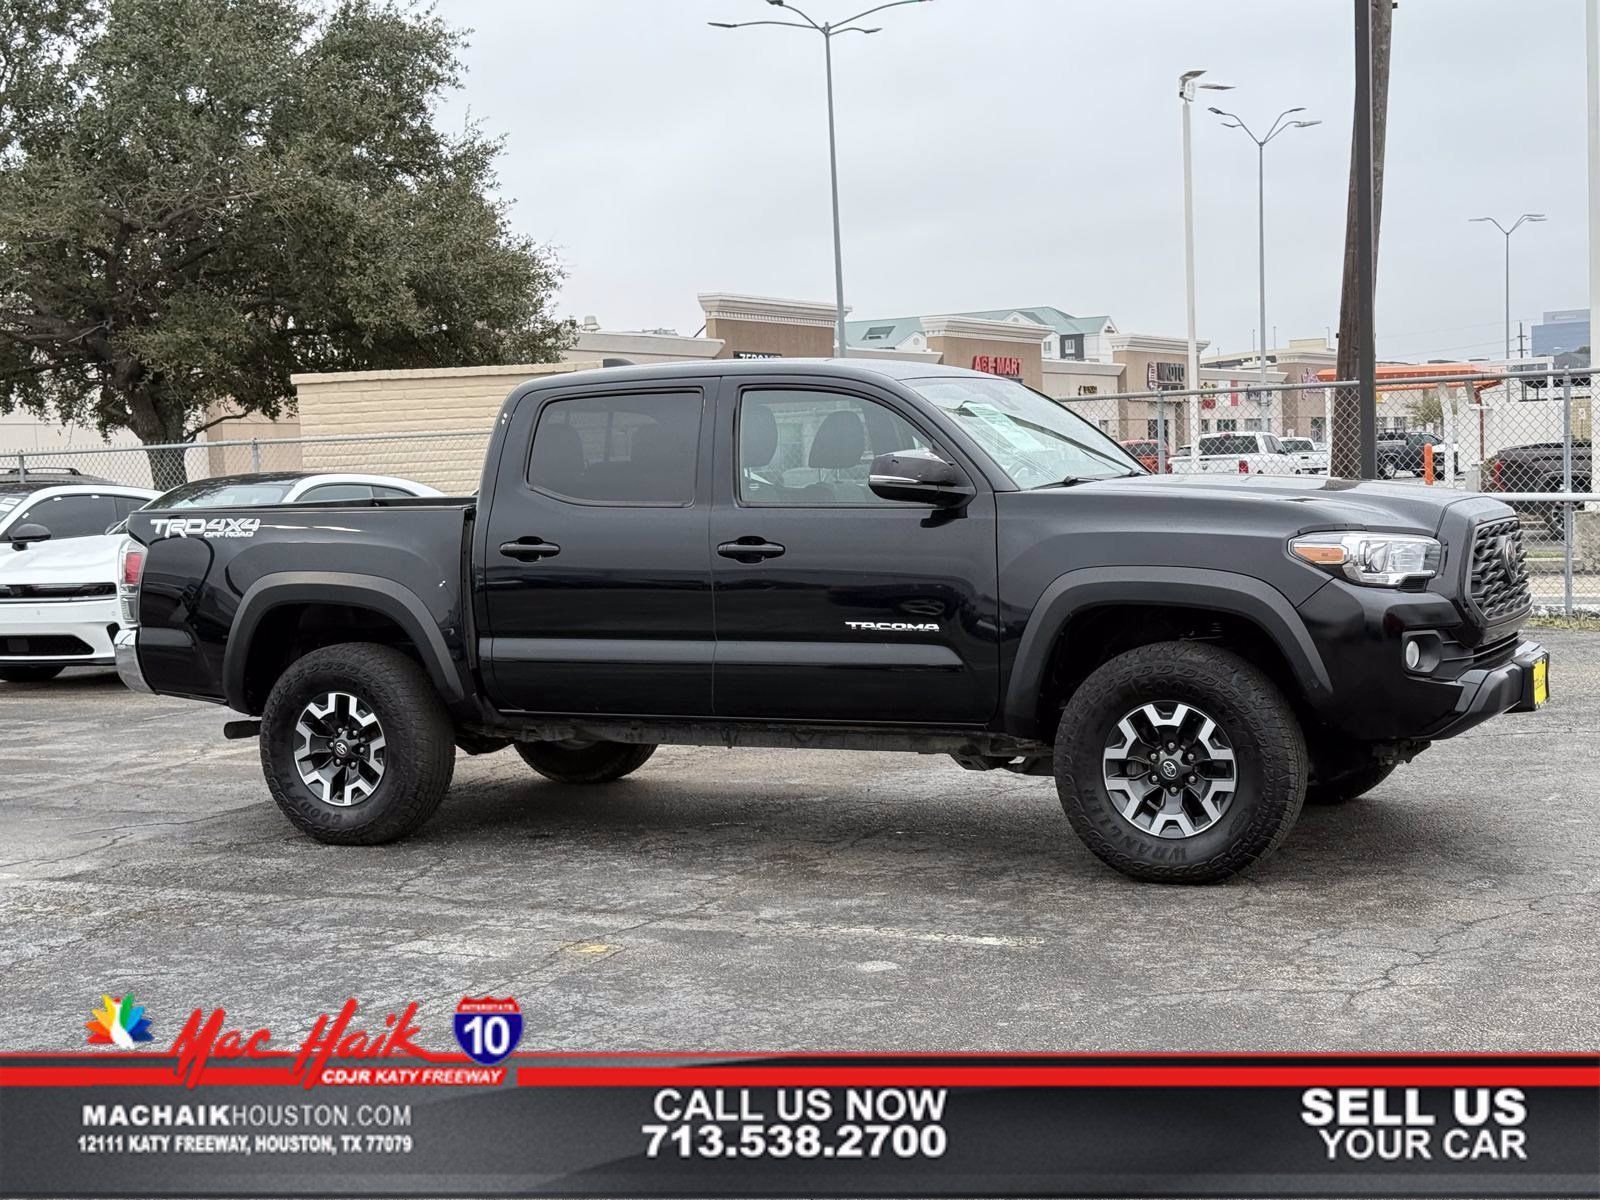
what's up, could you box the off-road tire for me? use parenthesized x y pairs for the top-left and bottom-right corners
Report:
(1305, 758), (1395, 806)
(515, 740), (656, 784)
(0, 664), (65, 682)
(1054, 640), (1307, 884)
(261, 642), (455, 845)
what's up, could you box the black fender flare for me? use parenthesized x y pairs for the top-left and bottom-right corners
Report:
(1002, 565), (1333, 739)
(223, 572), (466, 713)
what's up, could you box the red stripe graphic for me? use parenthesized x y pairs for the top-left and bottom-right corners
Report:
(3, 1063), (1595, 1088)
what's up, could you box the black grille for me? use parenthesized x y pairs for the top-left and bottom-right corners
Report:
(0, 582), (115, 601)
(0, 634), (93, 657)
(1467, 517), (1533, 624)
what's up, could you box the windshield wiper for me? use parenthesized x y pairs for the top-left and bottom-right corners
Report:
(1031, 471), (1140, 489)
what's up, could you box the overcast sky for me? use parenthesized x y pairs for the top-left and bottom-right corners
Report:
(439, 0), (1592, 362)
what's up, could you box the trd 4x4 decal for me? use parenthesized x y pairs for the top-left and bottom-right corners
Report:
(150, 516), (261, 539)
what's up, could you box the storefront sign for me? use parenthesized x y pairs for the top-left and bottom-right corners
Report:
(1147, 361), (1186, 390)
(972, 355), (1022, 378)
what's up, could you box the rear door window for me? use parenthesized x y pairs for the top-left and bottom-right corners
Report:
(528, 391), (702, 505)
(299, 483), (374, 504)
(10, 493), (117, 539)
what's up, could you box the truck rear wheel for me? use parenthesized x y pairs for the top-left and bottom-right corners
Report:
(260, 642), (455, 845)
(515, 739), (656, 784)
(1053, 641), (1307, 883)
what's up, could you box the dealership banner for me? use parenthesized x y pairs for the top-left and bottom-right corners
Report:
(1, 1002), (1597, 1196)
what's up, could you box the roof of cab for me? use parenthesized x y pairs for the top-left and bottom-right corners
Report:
(515, 357), (998, 394)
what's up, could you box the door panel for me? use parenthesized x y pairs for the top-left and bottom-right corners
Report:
(711, 383), (1000, 724)
(480, 384), (714, 716)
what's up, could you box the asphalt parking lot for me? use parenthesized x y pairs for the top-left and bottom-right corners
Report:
(3, 628), (1598, 1053)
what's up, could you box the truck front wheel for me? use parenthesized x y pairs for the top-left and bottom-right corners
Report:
(515, 739), (656, 784)
(260, 642), (455, 845)
(1053, 641), (1307, 883)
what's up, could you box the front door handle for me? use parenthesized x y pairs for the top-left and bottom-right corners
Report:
(717, 536), (786, 563)
(500, 537), (561, 561)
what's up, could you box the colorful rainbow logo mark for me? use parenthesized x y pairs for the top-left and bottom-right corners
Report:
(86, 993), (154, 1048)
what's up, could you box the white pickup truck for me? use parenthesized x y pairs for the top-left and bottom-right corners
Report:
(1279, 436), (1329, 474)
(1169, 432), (1300, 476)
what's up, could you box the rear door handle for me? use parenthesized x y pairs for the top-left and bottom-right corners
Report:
(717, 537), (786, 563)
(500, 537), (561, 561)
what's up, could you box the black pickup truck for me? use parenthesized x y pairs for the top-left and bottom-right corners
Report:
(116, 360), (1548, 883)
(1482, 439), (1593, 535)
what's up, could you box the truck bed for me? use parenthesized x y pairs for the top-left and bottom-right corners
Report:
(126, 497), (477, 708)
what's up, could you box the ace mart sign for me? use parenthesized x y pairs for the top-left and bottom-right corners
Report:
(972, 354), (1023, 378)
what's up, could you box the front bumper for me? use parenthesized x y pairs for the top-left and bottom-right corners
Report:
(1295, 580), (1541, 742)
(0, 597), (119, 666)
(114, 627), (151, 693)
(1428, 639), (1547, 738)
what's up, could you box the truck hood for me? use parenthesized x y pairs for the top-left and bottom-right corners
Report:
(0, 534), (121, 584)
(1064, 472), (1489, 535)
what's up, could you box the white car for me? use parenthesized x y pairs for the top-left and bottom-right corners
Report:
(1167, 432), (1301, 477)
(1279, 436), (1329, 475)
(0, 471), (439, 683)
(0, 471), (160, 681)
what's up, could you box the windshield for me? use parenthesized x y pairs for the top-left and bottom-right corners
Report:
(907, 375), (1141, 487)
(151, 480), (296, 509)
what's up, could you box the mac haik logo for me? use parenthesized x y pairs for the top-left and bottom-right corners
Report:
(86, 993), (154, 1048)
(453, 996), (523, 1066)
(168, 998), (425, 1088)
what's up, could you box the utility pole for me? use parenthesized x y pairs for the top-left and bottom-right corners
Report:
(1333, 0), (1392, 478)
(1588, 0), (1599, 384)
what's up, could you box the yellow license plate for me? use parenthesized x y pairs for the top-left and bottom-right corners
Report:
(1533, 657), (1549, 707)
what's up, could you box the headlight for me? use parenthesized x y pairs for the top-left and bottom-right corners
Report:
(1289, 531), (1442, 587)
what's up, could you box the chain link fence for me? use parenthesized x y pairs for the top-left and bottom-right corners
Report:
(6, 429), (493, 496)
(7, 367), (1596, 612)
(1059, 367), (1597, 613)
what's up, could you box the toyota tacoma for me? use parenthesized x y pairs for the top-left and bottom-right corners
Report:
(115, 360), (1548, 882)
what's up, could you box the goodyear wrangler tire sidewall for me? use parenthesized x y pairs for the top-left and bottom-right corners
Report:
(261, 642), (455, 845)
(1054, 641), (1307, 884)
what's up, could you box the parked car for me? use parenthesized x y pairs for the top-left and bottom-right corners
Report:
(1279, 437), (1328, 475)
(1119, 439), (1164, 474)
(1167, 432), (1300, 476)
(0, 471), (438, 685)
(116, 360), (1546, 884)
(1481, 439), (1593, 535)
(0, 472), (159, 681)
(1374, 430), (1456, 479)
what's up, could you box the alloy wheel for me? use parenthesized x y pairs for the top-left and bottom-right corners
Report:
(1101, 701), (1237, 838)
(293, 691), (387, 806)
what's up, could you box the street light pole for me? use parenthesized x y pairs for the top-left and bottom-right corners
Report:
(1179, 70), (1232, 467)
(1468, 214), (1547, 362)
(1211, 104), (1320, 432)
(823, 31), (846, 361)
(711, 0), (932, 358)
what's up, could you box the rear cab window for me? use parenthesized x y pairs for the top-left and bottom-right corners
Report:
(527, 391), (702, 505)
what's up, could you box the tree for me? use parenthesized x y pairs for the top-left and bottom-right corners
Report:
(0, 0), (573, 485)
(1408, 388), (1443, 431)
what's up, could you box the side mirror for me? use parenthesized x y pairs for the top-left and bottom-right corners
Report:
(8, 523), (50, 551)
(868, 449), (974, 508)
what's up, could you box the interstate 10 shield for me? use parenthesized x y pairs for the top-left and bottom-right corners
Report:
(453, 996), (523, 1065)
